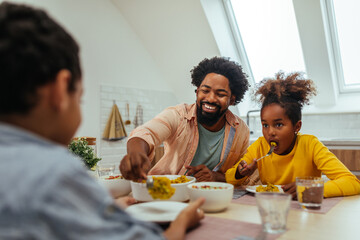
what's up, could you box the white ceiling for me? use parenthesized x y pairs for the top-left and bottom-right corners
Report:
(112, 0), (220, 104)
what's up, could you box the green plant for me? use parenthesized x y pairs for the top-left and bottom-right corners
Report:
(68, 137), (101, 169)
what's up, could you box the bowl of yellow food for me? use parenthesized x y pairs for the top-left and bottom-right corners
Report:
(98, 175), (131, 198)
(130, 175), (196, 202)
(187, 182), (234, 213)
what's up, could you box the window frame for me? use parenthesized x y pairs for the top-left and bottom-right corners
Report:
(321, 0), (360, 93)
(222, 0), (255, 85)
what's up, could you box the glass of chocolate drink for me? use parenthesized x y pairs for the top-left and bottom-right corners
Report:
(296, 176), (324, 209)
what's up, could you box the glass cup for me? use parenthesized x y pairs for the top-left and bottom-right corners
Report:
(296, 176), (324, 209)
(96, 163), (116, 178)
(255, 192), (291, 234)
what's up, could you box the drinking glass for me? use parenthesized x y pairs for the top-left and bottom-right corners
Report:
(296, 176), (324, 209)
(255, 192), (291, 234)
(96, 163), (116, 178)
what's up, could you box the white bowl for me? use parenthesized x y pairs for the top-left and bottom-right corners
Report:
(98, 175), (131, 198)
(130, 175), (196, 202)
(187, 182), (234, 212)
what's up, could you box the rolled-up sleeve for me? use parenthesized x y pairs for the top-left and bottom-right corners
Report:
(129, 107), (181, 160)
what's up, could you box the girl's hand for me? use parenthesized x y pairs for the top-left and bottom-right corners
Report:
(236, 160), (258, 178)
(281, 182), (297, 199)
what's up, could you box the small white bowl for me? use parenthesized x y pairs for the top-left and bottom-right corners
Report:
(130, 175), (196, 202)
(98, 175), (131, 198)
(187, 182), (234, 212)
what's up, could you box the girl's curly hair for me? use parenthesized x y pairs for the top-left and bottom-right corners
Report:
(190, 56), (250, 105)
(254, 71), (317, 124)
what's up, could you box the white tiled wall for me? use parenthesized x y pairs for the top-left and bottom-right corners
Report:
(243, 112), (360, 140)
(98, 84), (178, 168)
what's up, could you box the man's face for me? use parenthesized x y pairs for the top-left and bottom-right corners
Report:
(196, 73), (234, 127)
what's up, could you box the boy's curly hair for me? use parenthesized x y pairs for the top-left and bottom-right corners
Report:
(0, 2), (81, 115)
(190, 56), (249, 105)
(254, 71), (317, 124)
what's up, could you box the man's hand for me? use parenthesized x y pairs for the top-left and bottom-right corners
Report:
(164, 198), (205, 240)
(185, 164), (225, 182)
(281, 182), (297, 199)
(120, 152), (150, 181)
(119, 138), (151, 181)
(235, 160), (257, 179)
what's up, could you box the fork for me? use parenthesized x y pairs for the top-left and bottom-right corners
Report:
(239, 142), (276, 172)
(254, 142), (276, 163)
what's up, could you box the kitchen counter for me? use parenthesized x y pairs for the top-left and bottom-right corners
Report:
(250, 137), (360, 148)
(320, 138), (360, 147)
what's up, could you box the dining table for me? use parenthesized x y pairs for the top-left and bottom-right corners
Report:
(184, 189), (360, 240)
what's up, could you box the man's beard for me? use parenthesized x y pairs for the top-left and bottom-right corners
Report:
(196, 102), (227, 127)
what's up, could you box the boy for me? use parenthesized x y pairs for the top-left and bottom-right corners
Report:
(0, 2), (203, 239)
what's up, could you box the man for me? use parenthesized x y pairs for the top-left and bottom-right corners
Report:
(120, 57), (250, 182)
(0, 2), (204, 239)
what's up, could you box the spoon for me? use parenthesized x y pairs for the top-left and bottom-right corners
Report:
(146, 177), (154, 189)
(255, 142), (277, 163)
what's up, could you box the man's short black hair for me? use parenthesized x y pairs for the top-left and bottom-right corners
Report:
(190, 56), (249, 105)
(0, 2), (81, 114)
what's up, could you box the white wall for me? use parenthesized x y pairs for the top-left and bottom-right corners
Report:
(112, 0), (221, 104)
(6, 0), (179, 140)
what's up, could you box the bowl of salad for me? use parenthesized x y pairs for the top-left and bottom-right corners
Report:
(187, 182), (234, 212)
(98, 175), (131, 198)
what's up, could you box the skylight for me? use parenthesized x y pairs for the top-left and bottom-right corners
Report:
(229, 0), (306, 83)
(332, 0), (360, 88)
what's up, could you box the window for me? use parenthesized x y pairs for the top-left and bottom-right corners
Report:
(325, 0), (360, 92)
(226, 0), (306, 83)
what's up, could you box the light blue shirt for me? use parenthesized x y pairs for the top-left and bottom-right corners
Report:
(0, 123), (164, 240)
(190, 124), (225, 170)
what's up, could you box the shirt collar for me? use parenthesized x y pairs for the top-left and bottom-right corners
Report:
(0, 122), (59, 147)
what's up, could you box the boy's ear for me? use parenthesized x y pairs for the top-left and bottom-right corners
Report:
(294, 120), (302, 133)
(50, 69), (71, 112)
(230, 95), (236, 105)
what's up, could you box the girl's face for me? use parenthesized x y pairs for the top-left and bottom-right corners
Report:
(261, 103), (301, 155)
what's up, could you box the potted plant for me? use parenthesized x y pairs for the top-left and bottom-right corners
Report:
(68, 137), (101, 170)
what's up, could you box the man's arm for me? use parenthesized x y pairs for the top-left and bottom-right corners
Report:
(185, 165), (226, 182)
(119, 137), (151, 181)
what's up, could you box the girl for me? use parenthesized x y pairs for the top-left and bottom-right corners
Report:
(226, 72), (360, 198)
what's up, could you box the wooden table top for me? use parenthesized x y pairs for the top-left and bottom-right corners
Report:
(204, 194), (360, 239)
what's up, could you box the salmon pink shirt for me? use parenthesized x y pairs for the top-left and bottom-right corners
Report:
(129, 103), (250, 175)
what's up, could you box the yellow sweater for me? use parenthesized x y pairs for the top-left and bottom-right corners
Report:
(226, 134), (360, 197)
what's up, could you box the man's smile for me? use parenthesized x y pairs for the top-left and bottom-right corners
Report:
(202, 102), (219, 113)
